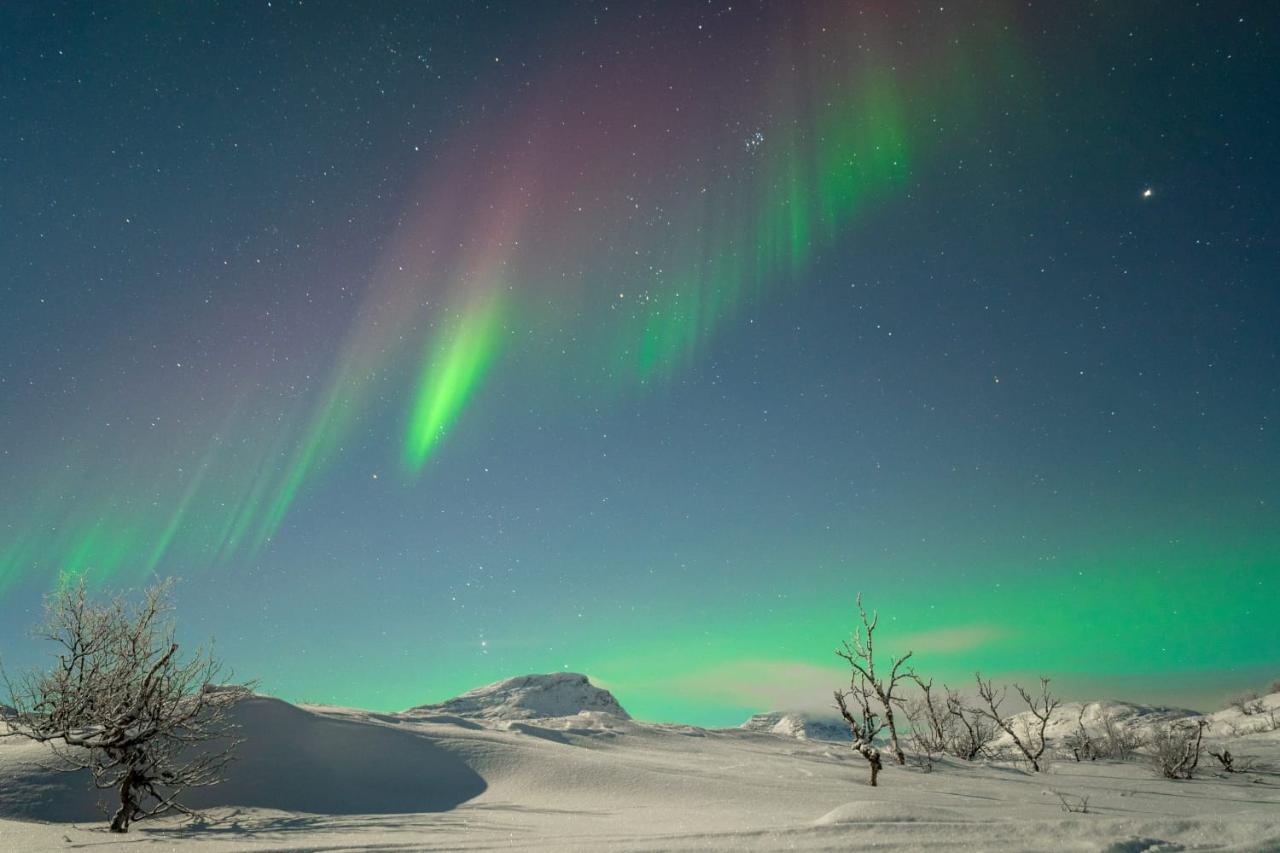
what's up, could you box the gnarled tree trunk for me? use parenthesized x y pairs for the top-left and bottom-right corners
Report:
(110, 768), (138, 833)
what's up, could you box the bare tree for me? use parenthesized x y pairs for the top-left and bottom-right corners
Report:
(972, 674), (1061, 772)
(1149, 719), (1206, 779)
(1097, 712), (1144, 761)
(899, 675), (951, 768)
(835, 594), (912, 765)
(1063, 705), (1098, 762)
(1052, 790), (1089, 814)
(1, 578), (249, 832)
(943, 685), (997, 760)
(1231, 691), (1266, 716)
(1208, 746), (1235, 773)
(833, 679), (885, 786)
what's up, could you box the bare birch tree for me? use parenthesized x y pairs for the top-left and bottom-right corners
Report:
(943, 685), (997, 760)
(2, 578), (249, 832)
(833, 679), (885, 786)
(973, 674), (1060, 772)
(835, 594), (912, 765)
(1063, 705), (1098, 762)
(898, 675), (955, 769)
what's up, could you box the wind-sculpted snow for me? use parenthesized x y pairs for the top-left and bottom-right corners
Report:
(1, 687), (1278, 851)
(0, 695), (486, 822)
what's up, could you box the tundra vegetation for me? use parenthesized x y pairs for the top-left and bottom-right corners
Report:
(1, 578), (249, 832)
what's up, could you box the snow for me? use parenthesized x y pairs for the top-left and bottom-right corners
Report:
(992, 699), (1200, 749)
(400, 672), (632, 721)
(1, 683), (1278, 851)
(739, 710), (852, 742)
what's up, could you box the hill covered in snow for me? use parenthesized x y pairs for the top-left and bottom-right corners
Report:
(1, 679), (1278, 851)
(401, 672), (631, 721)
(993, 698), (1199, 748)
(739, 711), (852, 742)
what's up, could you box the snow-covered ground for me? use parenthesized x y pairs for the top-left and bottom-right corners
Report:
(1, 675), (1277, 851)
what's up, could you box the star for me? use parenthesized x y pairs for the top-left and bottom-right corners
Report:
(1142, 187), (1154, 198)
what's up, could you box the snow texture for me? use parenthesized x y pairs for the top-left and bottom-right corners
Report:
(1, 683), (1277, 851)
(739, 710), (853, 742)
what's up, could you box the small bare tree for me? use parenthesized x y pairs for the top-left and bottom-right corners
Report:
(833, 679), (885, 786)
(1231, 691), (1266, 716)
(2, 578), (248, 832)
(1097, 712), (1144, 760)
(943, 685), (997, 760)
(1208, 746), (1235, 773)
(1149, 719), (1206, 779)
(973, 674), (1060, 772)
(835, 594), (912, 765)
(1063, 706), (1098, 762)
(899, 675), (951, 769)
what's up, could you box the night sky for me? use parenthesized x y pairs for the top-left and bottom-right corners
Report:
(1, 1), (1277, 726)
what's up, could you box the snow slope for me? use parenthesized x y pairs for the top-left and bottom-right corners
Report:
(0, 695), (485, 822)
(1, 686), (1277, 852)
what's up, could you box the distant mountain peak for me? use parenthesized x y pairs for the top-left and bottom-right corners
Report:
(405, 673), (631, 721)
(740, 711), (851, 742)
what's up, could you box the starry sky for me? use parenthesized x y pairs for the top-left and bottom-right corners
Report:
(1, 1), (1277, 726)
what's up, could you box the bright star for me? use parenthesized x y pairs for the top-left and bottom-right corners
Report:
(1142, 187), (1153, 198)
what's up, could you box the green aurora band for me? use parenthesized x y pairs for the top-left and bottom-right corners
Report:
(404, 295), (506, 472)
(1, 10), (1024, 588)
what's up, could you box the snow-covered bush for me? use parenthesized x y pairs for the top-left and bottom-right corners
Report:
(1149, 719), (1206, 780)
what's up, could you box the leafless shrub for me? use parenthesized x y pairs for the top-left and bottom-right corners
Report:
(1052, 790), (1090, 813)
(973, 674), (1060, 773)
(1, 578), (250, 832)
(943, 685), (997, 760)
(1149, 719), (1207, 780)
(1097, 712), (1145, 760)
(900, 675), (957, 771)
(1063, 706), (1098, 762)
(898, 681), (949, 772)
(1208, 747), (1235, 772)
(1231, 691), (1266, 716)
(1259, 708), (1279, 733)
(835, 594), (913, 766)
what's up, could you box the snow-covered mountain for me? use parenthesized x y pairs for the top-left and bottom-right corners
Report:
(740, 711), (851, 742)
(404, 673), (631, 721)
(995, 699), (1198, 747)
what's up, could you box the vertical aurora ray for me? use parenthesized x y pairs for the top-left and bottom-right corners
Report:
(0, 2), (1029, 590)
(404, 294), (506, 471)
(589, 0), (1035, 388)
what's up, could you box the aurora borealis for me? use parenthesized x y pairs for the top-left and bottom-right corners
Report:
(1, 2), (1277, 725)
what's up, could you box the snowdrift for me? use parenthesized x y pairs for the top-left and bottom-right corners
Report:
(0, 695), (485, 822)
